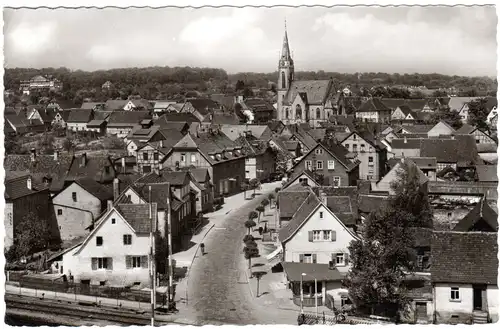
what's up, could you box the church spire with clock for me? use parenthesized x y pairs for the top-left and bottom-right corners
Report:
(277, 20), (294, 117)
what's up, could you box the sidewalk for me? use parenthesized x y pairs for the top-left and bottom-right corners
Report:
(240, 217), (334, 323)
(172, 181), (282, 307)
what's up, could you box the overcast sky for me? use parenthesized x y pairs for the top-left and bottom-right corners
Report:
(3, 6), (497, 76)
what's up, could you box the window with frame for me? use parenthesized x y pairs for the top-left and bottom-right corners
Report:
(91, 257), (110, 270)
(96, 236), (103, 246)
(127, 256), (143, 268)
(57, 209), (62, 216)
(123, 234), (132, 245)
(319, 211), (324, 219)
(315, 149), (323, 155)
(368, 156), (374, 163)
(335, 253), (345, 265)
(352, 144), (358, 152)
(180, 153), (186, 163)
(313, 230), (322, 241)
(344, 143), (349, 150)
(143, 152), (148, 161)
(305, 160), (312, 170)
(327, 160), (335, 170)
(153, 152), (159, 160)
(303, 254), (313, 263)
(191, 154), (197, 163)
(323, 230), (331, 240)
(333, 176), (341, 187)
(111, 218), (116, 224)
(316, 160), (323, 170)
(72, 192), (77, 202)
(450, 287), (460, 301)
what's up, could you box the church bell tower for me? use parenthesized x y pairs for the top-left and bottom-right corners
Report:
(277, 20), (294, 119)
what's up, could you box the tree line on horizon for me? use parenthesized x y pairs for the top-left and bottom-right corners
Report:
(4, 66), (497, 105)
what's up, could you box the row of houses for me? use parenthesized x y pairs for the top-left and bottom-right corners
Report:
(270, 157), (498, 324)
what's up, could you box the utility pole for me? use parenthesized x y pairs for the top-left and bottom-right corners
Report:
(167, 183), (173, 306)
(149, 186), (155, 327)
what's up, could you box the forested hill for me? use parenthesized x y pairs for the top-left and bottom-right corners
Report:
(4, 66), (497, 101)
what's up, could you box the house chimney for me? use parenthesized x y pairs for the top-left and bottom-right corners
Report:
(319, 190), (327, 204)
(80, 153), (87, 167)
(107, 200), (113, 211)
(30, 148), (36, 162)
(26, 176), (32, 190)
(113, 178), (120, 201)
(121, 157), (126, 173)
(53, 149), (59, 162)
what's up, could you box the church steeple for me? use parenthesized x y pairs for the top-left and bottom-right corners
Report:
(277, 19), (295, 121)
(280, 19), (293, 64)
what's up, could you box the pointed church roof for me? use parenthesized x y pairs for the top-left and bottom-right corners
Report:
(280, 21), (293, 64)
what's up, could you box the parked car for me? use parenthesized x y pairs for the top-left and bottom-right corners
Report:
(269, 172), (284, 182)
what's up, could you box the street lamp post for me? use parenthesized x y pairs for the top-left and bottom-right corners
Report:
(300, 273), (305, 314)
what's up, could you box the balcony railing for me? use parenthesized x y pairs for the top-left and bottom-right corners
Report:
(293, 294), (324, 307)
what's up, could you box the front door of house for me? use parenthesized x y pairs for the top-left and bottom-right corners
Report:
(473, 286), (483, 310)
(415, 302), (428, 323)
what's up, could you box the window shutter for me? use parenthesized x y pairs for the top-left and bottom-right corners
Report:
(141, 256), (149, 268)
(299, 254), (304, 263)
(312, 254), (317, 264)
(91, 258), (97, 270)
(344, 253), (349, 265)
(107, 257), (113, 270)
(125, 256), (132, 269)
(331, 230), (336, 241)
(123, 235), (126, 245)
(308, 231), (313, 242)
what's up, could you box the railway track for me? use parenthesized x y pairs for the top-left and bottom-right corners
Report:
(5, 294), (172, 326)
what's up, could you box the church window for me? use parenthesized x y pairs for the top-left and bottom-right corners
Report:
(281, 72), (286, 89)
(316, 108), (321, 119)
(285, 109), (290, 119)
(295, 104), (302, 119)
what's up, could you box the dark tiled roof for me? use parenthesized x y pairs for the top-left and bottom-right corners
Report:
(456, 123), (476, 134)
(406, 157), (437, 169)
(284, 80), (334, 105)
(210, 94), (235, 110)
(155, 120), (189, 132)
(307, 129), (326, 142)
(66, 154), (116, 184)
(174, 132), (245, 166)
(74, 177), (113, 201)
(391, 138), (423, 150)
(67, 109), (93, 123)
(326, 196), (356, 226)
(105, 99), (128, 110)
(188, 168), (210, 183)
(158, 112), (200, 123)
(116, 203), (158, 233)
(401, 125), (434, 133)
(136, 170), (190, 186)
(279, 193), (321, 242)
(408, 227), (433, 247)
(475, 165), (498, 182)
(431, 231), (498, 284)
(244, 98), (274, 112)
(234, 135), (269, 157)
(210, 113), (240, 125)
(358, 194), (390, 214)
(319, 142), (360, 172)
(4, 154), (73, 177)
(380, 98), (407, 110)
(357, 98), (392, 113)
(453, 199), (498, 232)
(278, 190), (311, 218)
(187, 98), (220, 115)
(268, 120), (285, 134)
(420, 135), (481, 165)
(107, 111), (151, 126)
(5, 175), (48, 200)
(283, 262), (344, 282)
(87, 119), (106, 127)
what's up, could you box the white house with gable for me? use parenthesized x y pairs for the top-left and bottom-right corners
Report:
(276, 192), (359, 309)
(59, 203), (157, 288)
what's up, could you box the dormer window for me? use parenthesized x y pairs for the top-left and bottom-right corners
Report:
(210, 155), (215, 160)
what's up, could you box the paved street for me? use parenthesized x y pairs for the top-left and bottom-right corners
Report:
(185, 182), (296, 324)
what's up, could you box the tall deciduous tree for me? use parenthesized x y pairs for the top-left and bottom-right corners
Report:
(343, 161), (431, 319)
(16, 212), (51, 259)
(467, 98), (491, 133)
